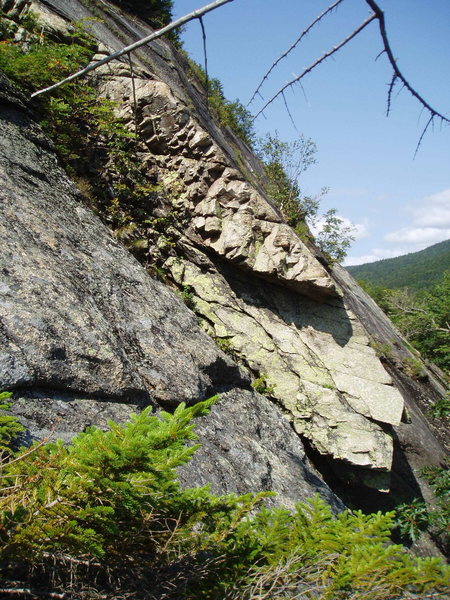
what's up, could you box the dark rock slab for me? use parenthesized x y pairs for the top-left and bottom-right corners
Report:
(0, 73), (247, 407)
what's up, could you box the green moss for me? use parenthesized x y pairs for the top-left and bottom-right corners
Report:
(251, 374), (275, 396)
(369, 339), (393, 360)
(403, 356), (427, 380)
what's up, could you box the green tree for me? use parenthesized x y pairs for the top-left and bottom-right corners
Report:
(314, 208), (356, 262)
(256, 132), (355, 260)
(110, 0), (174, 29)
(385, 273), (450, 372)
(0, 397), (449, 598)
(360, 272), (450, 373)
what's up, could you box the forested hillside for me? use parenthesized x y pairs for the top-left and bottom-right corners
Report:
(347, 239), (450, 291)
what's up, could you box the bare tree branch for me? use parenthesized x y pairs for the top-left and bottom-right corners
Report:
(253, 13), (377, 121)
(415, 114), (434, 157)
(365, 0), (450, 131)
(198, 16), (209, 108)
(386, 73), (397, 117)
(30, 0), (234, 98)
(247, 0), (344, 107)
(281, 91), (298, 133)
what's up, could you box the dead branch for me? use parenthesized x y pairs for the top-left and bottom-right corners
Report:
(364, 0), (450, 153)
(198, 16), (209, 108)
(0, 586), (66, 599)
(253, 12), (377, 121)
(247, 0), (344, 107)
(30, 0), (234, 99)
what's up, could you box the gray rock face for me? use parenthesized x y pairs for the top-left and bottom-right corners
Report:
(0, 72), (246, 407)
(90, 54), (404, 479)
(0, 0), (447, 525)
(0, 72), (343, 511)
(178, 389), (344, 512)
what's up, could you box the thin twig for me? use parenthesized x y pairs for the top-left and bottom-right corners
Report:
(247, 0), (344, 107)
(0, 437), (48, 468)
(30, 0), (234, 98)
(127, 54), (139, 141)
(253, 13), (377, 121)
(386, 72), (397, 117)
(282, 91), (298, 133)
(198, 16), (209, 109)
(0, 587), (66, 599)
(364, 0), (450, 153)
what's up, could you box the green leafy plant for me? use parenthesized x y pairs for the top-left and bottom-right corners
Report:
(213, 336), (235, 355)
(109, 0), (183, 46)
(187, 59), (255, 146)
(403, 356), (427, 380)
(0, 400), (449, 598)
(362, 273), (450, 374)
(394, 498), (430, 542)
(369, 339), (393, 360)
(251, 375), (275, 396)
(256, 132), (355, 261)
(429, 391), (450, 419)
(0, 391), (24, 453)
(178, 285), (195, 309)
(421, 463), (450, 546)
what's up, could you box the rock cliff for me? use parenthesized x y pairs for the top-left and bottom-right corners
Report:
(0, 0), (448, 539)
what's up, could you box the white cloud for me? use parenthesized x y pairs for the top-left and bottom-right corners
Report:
(351, 221), (369, 240)
(384, 189), (450, 246)
(347, 187), (450, 267)
(385, 227), (450, 245)
(407, 188), (450, 228)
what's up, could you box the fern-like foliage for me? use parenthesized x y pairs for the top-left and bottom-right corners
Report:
(0, 391), (24, 454)
(0, 396), (449, 598)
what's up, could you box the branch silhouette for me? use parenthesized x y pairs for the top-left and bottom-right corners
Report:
(30, 0), (234, 98)
(252, 13), (377, 121)
(247, 0), (345, 108)
(364, 0), (450, 153)
(251, 0), (449, 152)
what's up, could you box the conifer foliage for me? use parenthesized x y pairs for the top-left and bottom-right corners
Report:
(0, 393), (449, 599)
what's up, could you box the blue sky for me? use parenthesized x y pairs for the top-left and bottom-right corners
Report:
(172, 0), (450, 265)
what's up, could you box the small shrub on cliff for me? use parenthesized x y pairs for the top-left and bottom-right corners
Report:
(251, 374), (275, 396)
(187, 59), (255, 146)
(109, 0), (182, 45)
(429, 391), (450, 419)
(256, 132), (355, 261)
(1, 399), (449, 599)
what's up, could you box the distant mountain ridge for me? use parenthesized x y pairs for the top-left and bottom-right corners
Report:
(346, 239), (450, 290)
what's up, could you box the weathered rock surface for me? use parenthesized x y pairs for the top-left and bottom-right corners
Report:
(88, 43), (405, 479)
(0, 70), (343, 511)
(0, 75), (247, 406)
(178, 389), (344, 512)
(166, 254), (401, 478)
(0, 0), (448, 524)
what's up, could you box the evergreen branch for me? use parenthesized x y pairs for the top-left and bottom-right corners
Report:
(31, 0), (234, 98)
(253, 13), (377, 121)
(247, 0), (344, 107)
